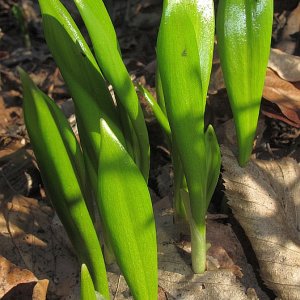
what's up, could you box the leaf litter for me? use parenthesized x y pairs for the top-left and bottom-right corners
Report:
(262, 68), (300, 128)
(268, 48), (300, 82)
(222, 147), (300, 299)
(0, 195), (80, 299)
(274, 2), (300, 55)
(0, 256), (48, 299)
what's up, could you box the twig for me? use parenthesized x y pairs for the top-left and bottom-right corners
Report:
(113, 275), (121, 300)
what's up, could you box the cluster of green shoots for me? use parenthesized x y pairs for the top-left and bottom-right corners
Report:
(19, 0), (273, 299)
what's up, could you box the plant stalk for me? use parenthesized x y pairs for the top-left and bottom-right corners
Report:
(190, 219), (206, 274)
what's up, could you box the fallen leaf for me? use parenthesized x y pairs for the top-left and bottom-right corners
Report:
(157, 269), (255, 300)
(268, 48), (300, 82)
(32, 279), (49, 300)
(0, 256), (48, 299)
(263, 68), (300, 127)
(0, 195), (80, 299)
(263, 68), (300, 110)
(262, 100), (300, 128)
(276, 3), (300, 54)
(222, 147), (300, 299)
(207, 241), (242, 278)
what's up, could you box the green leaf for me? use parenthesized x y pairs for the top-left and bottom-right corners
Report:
(155, 69), (167, 117)
(97, 119), (157, 300)
(19, 68), (109, 298)
(73, 0), (150, 180)
(216, 0), (273, 166)
(172, 145), (188, 220)
(157, 0), (215, 225)
(204, 125), (221, 209)
(81, 264), (97, 300)
(38, 0), (125, 182)
(137, 84), (171, 139)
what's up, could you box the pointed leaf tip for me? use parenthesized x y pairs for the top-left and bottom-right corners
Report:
(81, 264), (97, 300)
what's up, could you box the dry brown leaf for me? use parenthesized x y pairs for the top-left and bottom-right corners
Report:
(32, 279), (49, 300)
(207, 245), (243, 278)
(276, 3), (300, 54)
(264, 69), (300, 111)
(0, 195), (80, 299)
(262, 101), (300, 128)
(268, 48), (300, 82)
(263, 68), (300, 127)
(157, 270), (255, 300)
(0, 256), (48, 299)
(222, 147), (300, 299)
(0, 256), (36, 297)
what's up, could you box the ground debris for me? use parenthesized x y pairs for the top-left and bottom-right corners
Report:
(222, 147), (300, 299)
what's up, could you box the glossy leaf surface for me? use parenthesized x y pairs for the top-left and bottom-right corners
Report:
(20, 69), (109, 298)
(74, 0), (150, 180)
(157, 0), (215, 225)
(38, 0), (125, 180)
(97, 119), (157, 300)
(81, 264), (97, 300)
(217, 0), (273, 166)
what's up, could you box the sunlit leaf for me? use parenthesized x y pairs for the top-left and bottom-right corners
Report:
(97, 119), (157, 299)
(74, 0), (150, 180)
(216, 0), (273, 166)
(20, 69), (109, 298)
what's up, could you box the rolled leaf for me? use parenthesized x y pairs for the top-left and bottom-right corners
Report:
(157, 0), (217, 273)
(97, 119), (157, 300)
(20, 68), (109, 298)
(73, 0), (150, 180)
(157, 0), (215, 227)
(81, 264), (97, 300)
(216, 0), (273, 166)
(205, 125), (221, 209)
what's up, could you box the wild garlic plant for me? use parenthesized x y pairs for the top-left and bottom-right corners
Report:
(140, 0), (273, 273)
(20, 0), (273, 297)
(141, 0), (221, 274)
(20, 0), (157, 299)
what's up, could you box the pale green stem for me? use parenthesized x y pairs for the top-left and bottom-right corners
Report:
(190, 219), (206, 274)
(183, 194), (207, 273)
